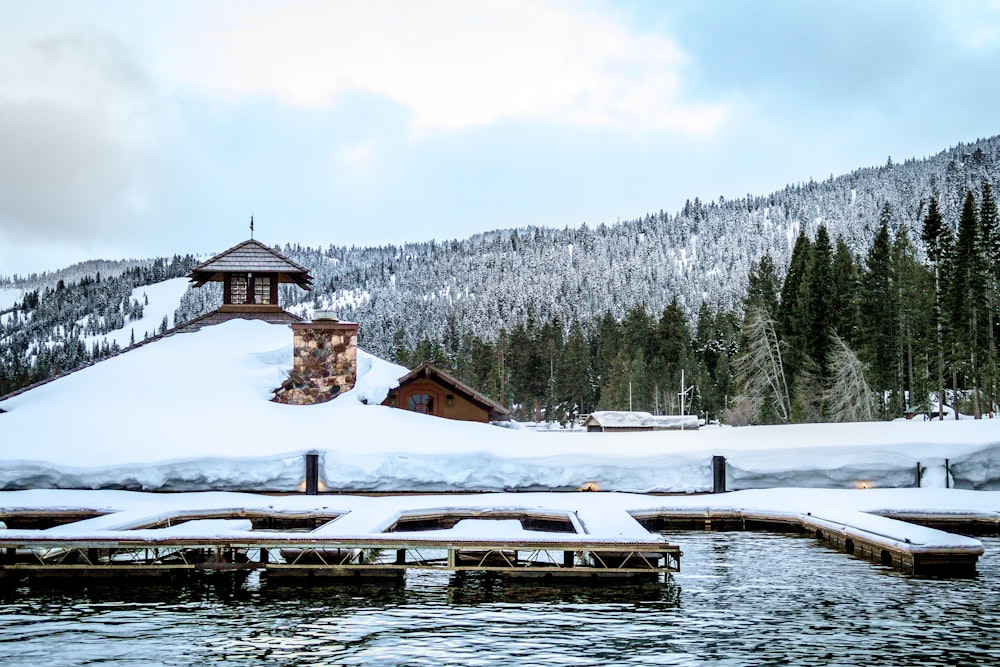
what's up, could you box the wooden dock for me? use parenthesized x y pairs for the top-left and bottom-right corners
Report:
(631, 508), (984, 576)
(0, 490), (990, 587)
(0, 535), (679, 582)
(0, 501), (680, 584)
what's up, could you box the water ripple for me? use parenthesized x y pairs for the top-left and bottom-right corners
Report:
(0, 534), (997, 666)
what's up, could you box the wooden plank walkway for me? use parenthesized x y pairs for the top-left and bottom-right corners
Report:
(631, 508), (983, 576)
(0, 502), (680, 583)
(0, 533), (680, 581)
(0, 491), (989, 586)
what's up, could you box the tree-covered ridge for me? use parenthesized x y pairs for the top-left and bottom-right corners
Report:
(225, 135), (997, 362)
(0, 256), (197, 395)
(0, 258), (155, 289)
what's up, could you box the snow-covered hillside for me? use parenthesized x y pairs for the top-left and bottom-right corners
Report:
(79, 277), (190, 349)
(1, 319), (999, 492)
(0, 289), (21, 311)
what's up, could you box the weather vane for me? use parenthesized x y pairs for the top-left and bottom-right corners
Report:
(250, 213), (254, 240)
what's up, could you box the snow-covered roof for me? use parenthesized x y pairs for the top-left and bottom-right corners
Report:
(188, 239), (312, 288)
(392, 362), (510, 419)
(584, 411), (699, 430)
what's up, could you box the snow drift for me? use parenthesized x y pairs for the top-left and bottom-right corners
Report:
(1, 319), (999, 493)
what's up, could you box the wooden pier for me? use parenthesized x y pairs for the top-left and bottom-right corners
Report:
(0, 534), (679, 582)
(631, 508), (984, 577)
(0, 490), (990, 588)
(0, 501), (680, 585)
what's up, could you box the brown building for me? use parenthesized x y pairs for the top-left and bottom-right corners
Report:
(383, 362), (510, 423)
(185, 239), (312, 327)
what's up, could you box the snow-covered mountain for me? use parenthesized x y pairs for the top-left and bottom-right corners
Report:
(176, 135), (1000, 358)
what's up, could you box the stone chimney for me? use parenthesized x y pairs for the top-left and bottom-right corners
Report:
(272, 312), (358, 405)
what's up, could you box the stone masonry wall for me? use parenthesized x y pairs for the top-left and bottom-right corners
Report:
(272, 322), (358, 405)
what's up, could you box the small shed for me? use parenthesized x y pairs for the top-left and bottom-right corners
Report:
(383, 362), (510, 423)
(582, 411), (699, 432)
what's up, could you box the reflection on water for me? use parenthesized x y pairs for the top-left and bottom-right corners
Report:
(1, 533), (998, 666)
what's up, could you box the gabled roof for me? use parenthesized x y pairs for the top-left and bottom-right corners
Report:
(394, 362), (510, 419)
(583, 411), (699, 430)
(188, 239), (312, 288)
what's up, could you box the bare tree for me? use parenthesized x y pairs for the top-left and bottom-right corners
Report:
(824, 333), (874, 422)
(733, 305), (790, 423)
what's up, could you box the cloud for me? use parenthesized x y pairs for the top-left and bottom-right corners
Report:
(0, 31), (159, 243)
(169, 0), (724, 133)
(339, 140), (377, 171)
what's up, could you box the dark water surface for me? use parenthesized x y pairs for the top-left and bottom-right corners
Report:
(1, 533), (998, 666)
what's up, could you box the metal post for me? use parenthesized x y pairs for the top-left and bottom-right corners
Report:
(680, 370), (685, 420)
(712, 455), (727, 494)
(916, 461), (921, 488)
(305, 451), (320, 495)
(945, 458), (950, 489)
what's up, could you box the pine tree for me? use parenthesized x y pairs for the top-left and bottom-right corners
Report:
(652, 299), (693, 414)
(801, 224), (834, 376)
(921, 196), (952, 418)
(829, 237), (859, 345)
(891, 227), (934, 414)
(590, 310), (621, 408)
(556, 319), (592, 419)
(859, 218), (896, 416)
(598, 348), (632, 411)
(779, 230), (813, 385)
(948, 190), (987, 417)
(979, 181), (999, 413)
(744, 254), (782, 318)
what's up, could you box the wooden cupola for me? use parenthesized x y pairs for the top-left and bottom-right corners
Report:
(188, 239), (312, 313)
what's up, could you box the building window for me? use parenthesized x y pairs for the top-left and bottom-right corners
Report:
(231, 275), (248, 305)
(255, 276), (271, 304)
(408, 394), (433, 415)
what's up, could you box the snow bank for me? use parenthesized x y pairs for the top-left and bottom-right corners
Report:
(2, 319), (1000, 493)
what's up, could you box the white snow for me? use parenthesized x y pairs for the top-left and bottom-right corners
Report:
(288, 289), (372, 319)
(0, 488), (990, 554)
(0, 288), (22, 311)
(1, 318), (999, 496)
(587, 411), (699, 430)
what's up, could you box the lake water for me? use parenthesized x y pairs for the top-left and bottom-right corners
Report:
(1, 532), (998, 666)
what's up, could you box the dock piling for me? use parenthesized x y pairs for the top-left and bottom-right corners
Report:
(712, 456), (727, 494)
(305, 451), (320, 495)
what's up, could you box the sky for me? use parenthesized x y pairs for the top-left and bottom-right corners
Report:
(0, 0), (999, 277)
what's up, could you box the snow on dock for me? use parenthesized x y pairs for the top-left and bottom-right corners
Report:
(0, 488), (991, 583)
